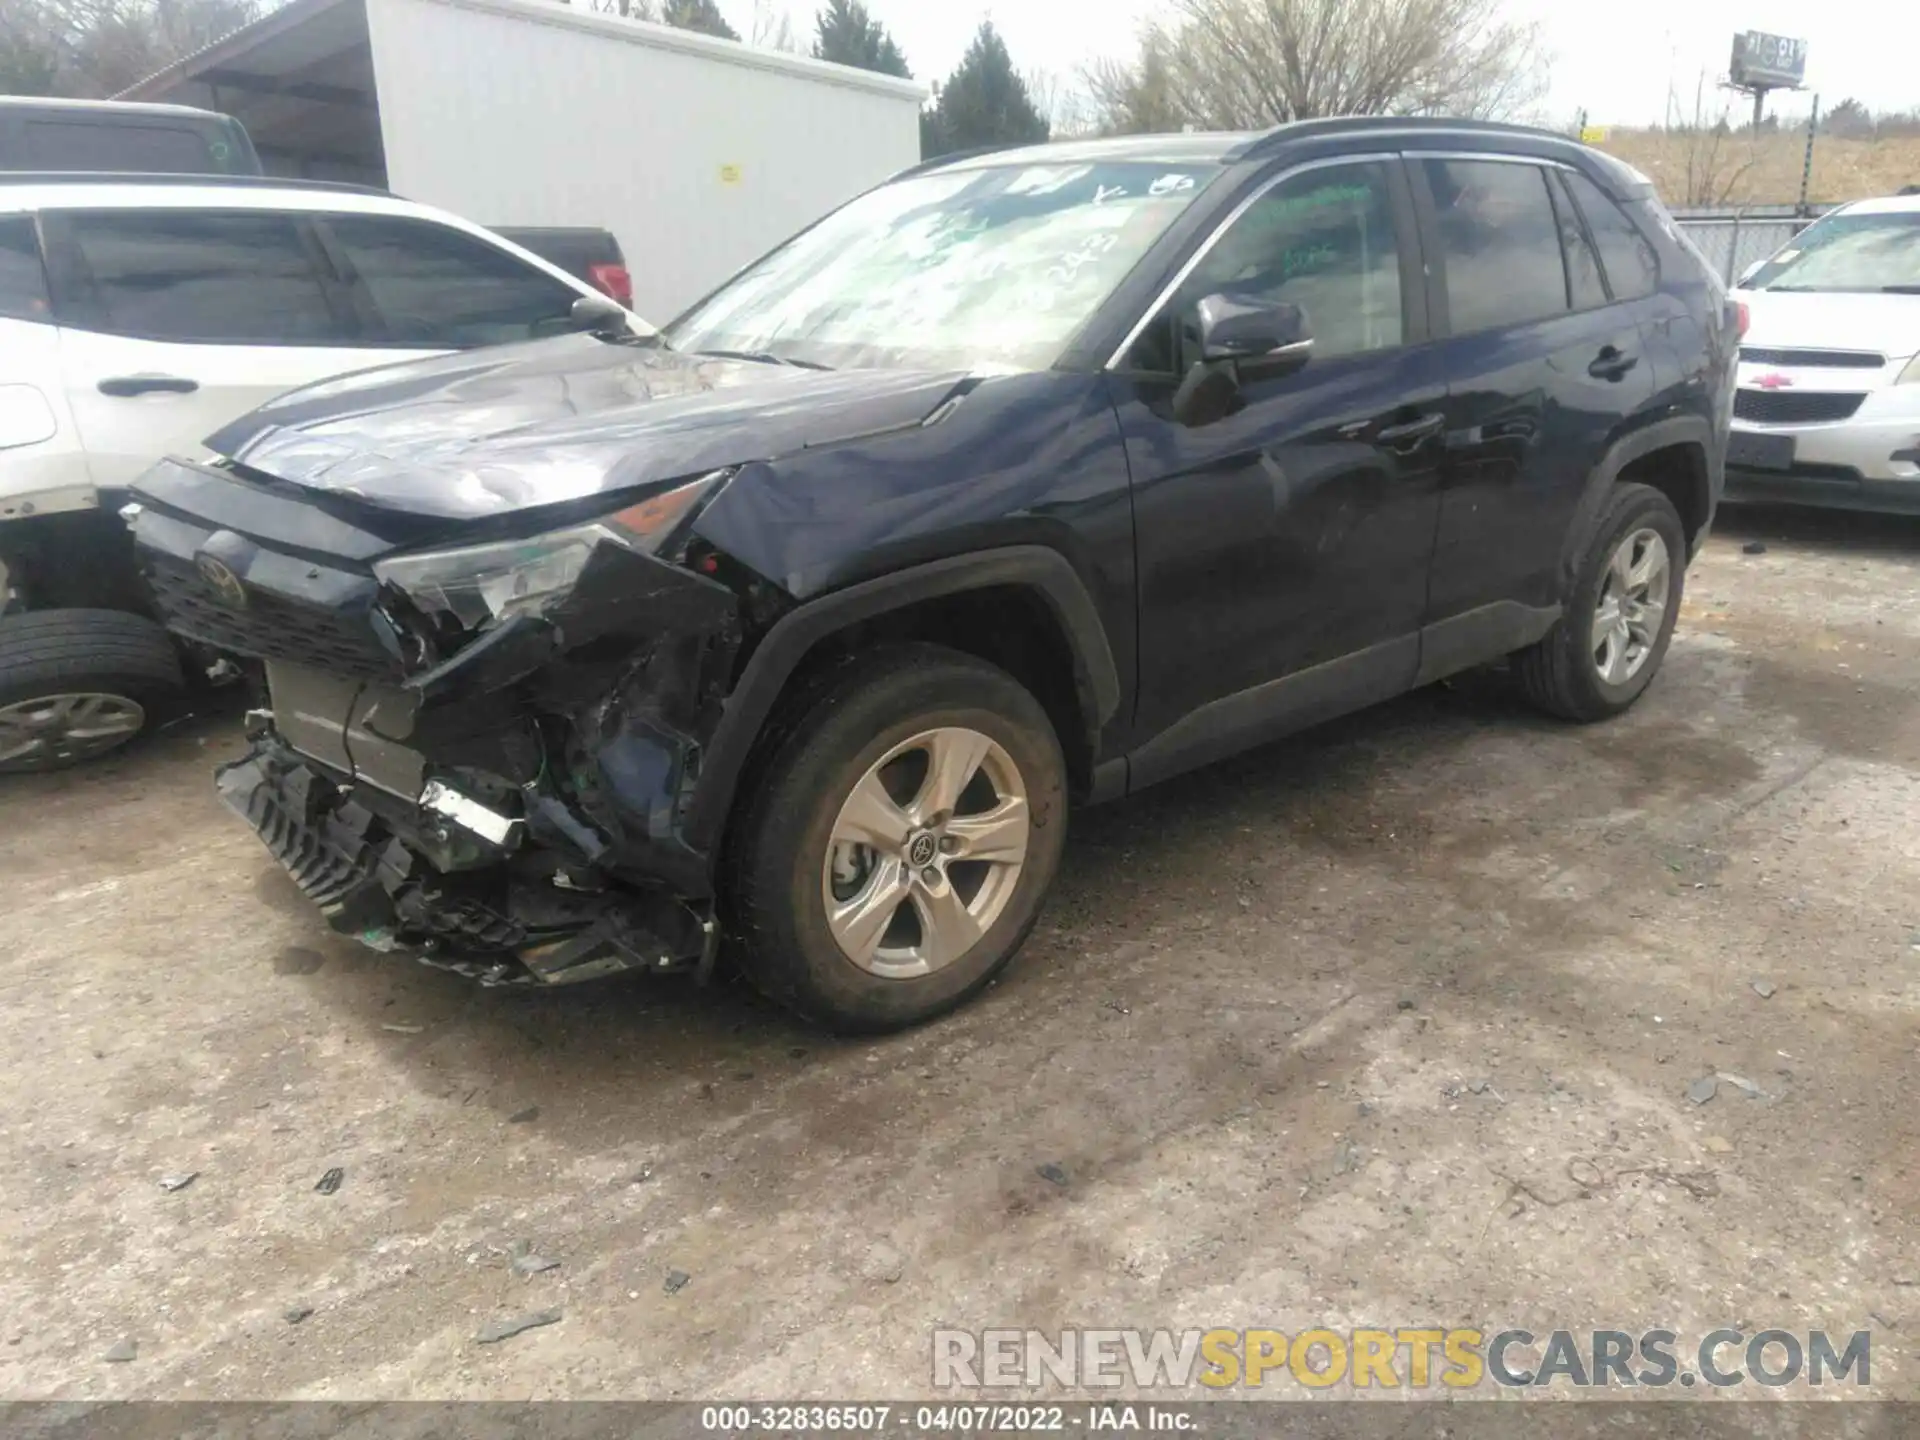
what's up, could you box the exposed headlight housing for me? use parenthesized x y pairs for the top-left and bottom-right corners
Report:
(373, 472), (721, 629)
(1898, 354), (1920, 385)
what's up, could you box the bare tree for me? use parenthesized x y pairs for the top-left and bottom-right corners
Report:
(584, 0), (659, 19)
(1021, 66), (1098, 138)
(1087, 0), (1545, 134)
(2, 0), (256, 97)
(749, 0), (799, 53)
(1665, 71), (1755, 207)
(1084, 30), (1186, 136)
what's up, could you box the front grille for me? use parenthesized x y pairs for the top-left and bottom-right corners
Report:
(1740, 347), (1885, 369)
(1733, 389), (1866, 425)
(146, 554), (399, 682)
(1726, 461), (1865, 483)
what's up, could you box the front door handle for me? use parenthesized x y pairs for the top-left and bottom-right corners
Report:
(98, 374), (199, 397)
(1587, 346), (1639, 382)
(1374, 412), (1445, 451)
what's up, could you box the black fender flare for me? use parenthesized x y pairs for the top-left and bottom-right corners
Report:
(682, 545), (1121, 854)
(1558, 414), (1717, 589)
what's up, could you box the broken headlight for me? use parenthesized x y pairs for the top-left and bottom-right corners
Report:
(373, 473), (721, 629)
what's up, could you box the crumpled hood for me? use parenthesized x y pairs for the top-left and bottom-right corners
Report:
(1735, 288), (1920, 362)
(203, 333), (972, 521)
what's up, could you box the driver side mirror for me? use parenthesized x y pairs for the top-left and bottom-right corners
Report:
(1196, 292), (1313, 368)
(568, 294), (630, 338)
(1172, 293), (1314, 426)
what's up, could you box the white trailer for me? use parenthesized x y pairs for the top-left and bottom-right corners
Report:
(118, 0), (925, 319)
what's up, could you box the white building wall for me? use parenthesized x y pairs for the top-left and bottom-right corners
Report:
(367, 0), (923, 320)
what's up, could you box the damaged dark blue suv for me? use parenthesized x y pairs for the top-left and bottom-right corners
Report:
(129, 119), (1736, 1032)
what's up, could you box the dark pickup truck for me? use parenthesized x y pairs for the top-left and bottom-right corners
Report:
(494, 226), (633, 307)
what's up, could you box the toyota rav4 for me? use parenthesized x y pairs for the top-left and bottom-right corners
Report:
(127, 120), (1736, 1032)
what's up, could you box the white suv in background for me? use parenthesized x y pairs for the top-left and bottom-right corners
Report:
(0, 174), (648, 772)
(1727, 193), (1920, 512)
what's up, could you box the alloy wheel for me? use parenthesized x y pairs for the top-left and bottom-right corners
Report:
(821, 726), (1030, 980)
(1591, 527), (1670, 686)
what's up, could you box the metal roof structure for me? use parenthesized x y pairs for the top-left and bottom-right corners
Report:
(115, 0), (923, 185)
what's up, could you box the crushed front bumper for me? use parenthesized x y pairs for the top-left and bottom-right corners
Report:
(126, 456), (754, 986)
(219, 729), (716, 987)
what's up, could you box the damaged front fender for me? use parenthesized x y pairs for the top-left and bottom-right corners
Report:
(393, 530), (750, 898)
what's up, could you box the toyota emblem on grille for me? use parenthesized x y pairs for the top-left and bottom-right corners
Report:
(1754, 372), (1794, 390)
(196, 554), (248, 609)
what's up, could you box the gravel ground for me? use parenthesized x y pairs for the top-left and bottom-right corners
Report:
(2, 505), (1916, 1402)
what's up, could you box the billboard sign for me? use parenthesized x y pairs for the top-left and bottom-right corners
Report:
(1731, 31), (1808, 89)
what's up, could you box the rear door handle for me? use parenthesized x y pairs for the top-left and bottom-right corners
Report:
(98, 374), (199, 397)
(1588, 347), (1639, 382)
(1373, 413), (1445, 451)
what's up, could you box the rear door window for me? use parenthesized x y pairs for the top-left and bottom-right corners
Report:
(1422, 158), (1570, 333)
(1560, 170), (1659, 300)
(0, 216), (49, 322)
(320, 215), (582, 348)
(24, 121), (215, 174)
(1548, 176), (1608, 310)
(61, 209), (346, 344)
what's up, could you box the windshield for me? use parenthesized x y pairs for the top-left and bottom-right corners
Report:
(1745, 210), (1920, 293)
(666, 160), (1222, 372)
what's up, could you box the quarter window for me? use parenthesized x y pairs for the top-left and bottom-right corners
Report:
(64, 210), (343, 344)
(322, 215), (582, 348)
(1423, 159), (1569, 332)
(1560, 170), (1659, 300)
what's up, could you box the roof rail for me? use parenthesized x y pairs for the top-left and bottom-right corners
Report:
(0, 171), (389, 197)
(886, 118), (1583, 184)
(1239, 115), (1575, 162)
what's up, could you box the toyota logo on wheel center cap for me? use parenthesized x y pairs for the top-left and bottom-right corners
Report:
(907, 832), (938, 868)
(195, 554), (248, 609)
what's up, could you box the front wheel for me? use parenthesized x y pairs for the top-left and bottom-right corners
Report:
(0, 609), (184, 773)
(1514, 482), (1686, 722)
(728, 644), (1069, 1033)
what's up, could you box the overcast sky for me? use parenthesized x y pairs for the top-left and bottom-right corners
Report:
(716, 0), (1920, 128)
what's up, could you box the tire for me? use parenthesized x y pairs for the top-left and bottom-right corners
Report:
(1515, 482), (1686, 722)
(0, 609), (184, 774)
(728, 643), (1069, 1033)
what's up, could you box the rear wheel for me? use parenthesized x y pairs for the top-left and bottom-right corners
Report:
(0, 609), (184, 773)
(728, 644), (1068, 1033)
(1515, 483), (1686, 722)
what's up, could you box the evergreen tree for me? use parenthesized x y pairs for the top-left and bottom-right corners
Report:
(920, 21), (1048, 159)
(811, 0), (909, 77)
(661, 0), (738, 41)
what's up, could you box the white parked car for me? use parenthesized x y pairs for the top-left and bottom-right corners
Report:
(1726, 193), (1920, 511)
(0, 174), (649, 772)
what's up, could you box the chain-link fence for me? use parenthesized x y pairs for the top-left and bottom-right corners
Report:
(1668, 205), (1837, 286)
